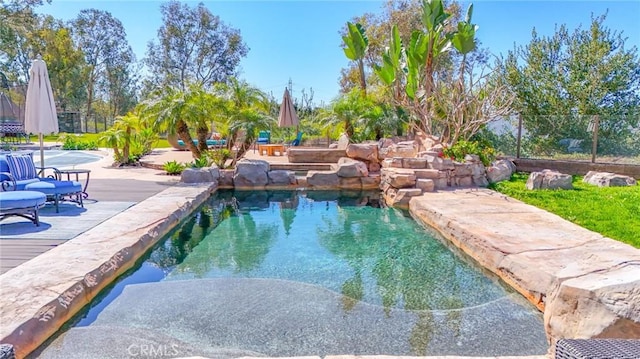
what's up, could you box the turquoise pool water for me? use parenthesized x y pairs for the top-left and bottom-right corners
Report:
(46, 190), (547, 358)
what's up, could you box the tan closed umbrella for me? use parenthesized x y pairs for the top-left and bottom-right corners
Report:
(24, 57), (58, 167)
(277, 88), (299, 138)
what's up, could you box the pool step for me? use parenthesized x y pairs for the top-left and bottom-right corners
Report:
(270, 162), (333, 172)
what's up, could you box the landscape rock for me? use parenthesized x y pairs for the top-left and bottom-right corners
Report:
(368, 161), (381, 173)
(287, 148), (346, 163)
(337, 133), (350, 150)
(487, 159), (517, 184)
(218, 169), (234, 187)
(334, 157), (368, 178)
(583, 171), (637, 187)
(181, 167), (216, 184)
(413, 169), (442, 180)
(268, 170), (296, 185)
(526, 170), (573, 190)
(456, 176), (473, 187)
(346, 143), (378, 162)
(233, 159), (269, 187)
(453, 163), (473, 177)
(339, 177), (362, 189)
(402, 158), (428, 169)
(386, 188), (422, 207)
(416, 179), (435, 192)
(361, 176), (380, 189)
(381, 158), (403, 168)
(386, 171), (416, 188)
(306, 170), (340, 188)
(544, 264), (640, 343)
(379, 141), (417, 159)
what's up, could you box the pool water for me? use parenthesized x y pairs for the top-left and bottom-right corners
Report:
(50, 190), (547, 358)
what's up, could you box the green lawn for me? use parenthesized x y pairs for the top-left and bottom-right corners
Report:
(42, 133), (171, 148)
(491, 173), (640, 248)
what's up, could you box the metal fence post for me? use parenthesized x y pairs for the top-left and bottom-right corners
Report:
(516, 113), (523, 159)
(591, 114), (599, 163)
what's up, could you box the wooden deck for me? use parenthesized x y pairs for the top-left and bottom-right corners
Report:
(0, 239), (65, 274)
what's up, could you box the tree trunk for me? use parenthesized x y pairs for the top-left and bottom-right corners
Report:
(176, 120), (201, 159)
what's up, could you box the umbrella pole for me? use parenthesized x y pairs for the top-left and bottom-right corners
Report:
(39, 133), (44, 169)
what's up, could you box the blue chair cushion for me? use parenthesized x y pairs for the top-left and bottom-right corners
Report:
(25, 180), (82, 196)
(12, 178), (40, 191)
(177, 139), (227, 147)
(0, 190), (46, 210)
(5, 154), (36, 180)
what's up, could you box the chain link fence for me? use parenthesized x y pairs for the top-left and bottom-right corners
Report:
(486, 114), (640, 165)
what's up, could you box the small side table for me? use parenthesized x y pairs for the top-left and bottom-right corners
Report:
(57, 169), (91, 199)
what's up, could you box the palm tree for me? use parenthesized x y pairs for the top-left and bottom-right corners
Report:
(140, 84), (220, 159)
(317, 89), (370, 139)
(214, 79), (274, 159)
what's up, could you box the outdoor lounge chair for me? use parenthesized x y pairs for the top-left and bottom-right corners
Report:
(289, 132), (303, 146)
(0, 190), (46, 226)
(177, 139), (227, 148)
(0, 153), (83, 213)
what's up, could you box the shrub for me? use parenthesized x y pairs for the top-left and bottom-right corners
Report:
(206, 149), (231, 168)
(443, 140), (496, 166)
(60, 134), (99, 150)
(163, 160), (185, 175)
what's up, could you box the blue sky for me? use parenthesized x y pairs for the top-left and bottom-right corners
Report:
(39, 1), (640, 105)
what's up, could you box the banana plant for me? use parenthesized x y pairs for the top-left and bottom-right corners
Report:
(451, 4), (478, 88)
(342, 22), (369, 94)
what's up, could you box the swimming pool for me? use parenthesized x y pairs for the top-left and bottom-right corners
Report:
(33, 149), (101, 168)
(38, 190), (548, 358)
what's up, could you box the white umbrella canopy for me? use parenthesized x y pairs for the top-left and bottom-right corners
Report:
(277, 88), (299, 130)
(24, 57), (58, 168)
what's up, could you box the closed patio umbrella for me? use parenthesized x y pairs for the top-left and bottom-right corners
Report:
(277, 88), (299, 138)
(24, 57), (58, 167)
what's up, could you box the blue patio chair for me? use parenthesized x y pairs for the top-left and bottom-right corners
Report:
(256, 130), (271, 145)
(0, 153), (83, 213)
(290, 132), (304, 146)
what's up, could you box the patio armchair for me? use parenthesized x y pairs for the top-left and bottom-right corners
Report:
(0, 153), (83, 213)
(289, 132), (304, 147)
(256, 131), (270, 145)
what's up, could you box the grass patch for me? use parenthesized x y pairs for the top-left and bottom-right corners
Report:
(491, 173), (640, 248)
(41, 133), (171, 148)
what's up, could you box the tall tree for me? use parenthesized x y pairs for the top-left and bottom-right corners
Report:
(72, 9), (134, 131)
(144, 1), (249, 91)
(502, 13), (640, 154)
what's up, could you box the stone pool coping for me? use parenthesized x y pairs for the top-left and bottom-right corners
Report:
(1, 185), (637, 357)
(409, 189), (640, 344)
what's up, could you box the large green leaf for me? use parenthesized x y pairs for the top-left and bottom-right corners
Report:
(342, 22), (368, 61)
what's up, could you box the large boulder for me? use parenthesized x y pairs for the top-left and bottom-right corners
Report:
(180, 167), (219, 184)
(334, 157), (369, 178)
(268, 170), (296, 186)
(583, 171), (637, 187)
(233, 159), (269, 187)
(526, 170), (573, 190)
(544, 263), (640, 343)
(346, 143), (378, 162)
(379, 141), (418, 159)
(218, 169), (234, 187)
(382, 169), (417, 188)
(487, 159), (516, 184)
(306, 170), (340, 188)
(385, 188), (423, 207)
